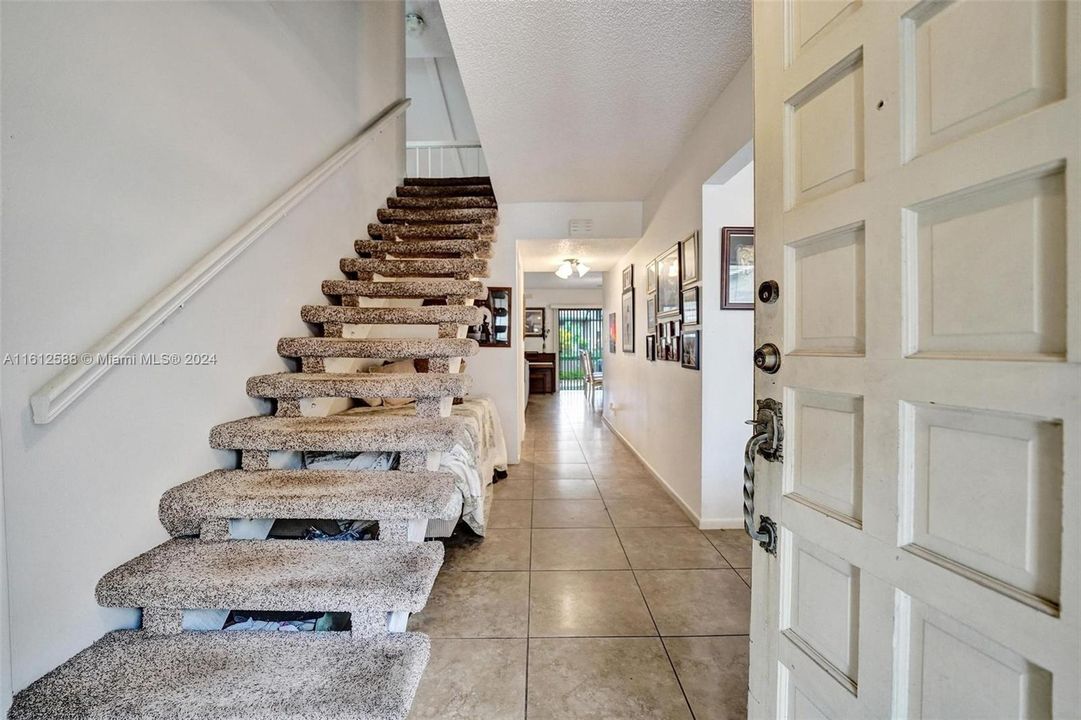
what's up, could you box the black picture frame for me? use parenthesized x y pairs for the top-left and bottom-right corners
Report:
(658, 318), (680, 361)
(721, 226), (755, 310)
(622, 264), (634, 291)
(680, 330), (700, 370)
(681, 287), (699, 326)
(646, 295), (657, 329)
(646, 334), (656, 362)
(621, 289), (635, 353)
(646, 260), (657, 295)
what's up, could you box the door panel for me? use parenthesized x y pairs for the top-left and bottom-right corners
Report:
(751, 1), (1080, 717)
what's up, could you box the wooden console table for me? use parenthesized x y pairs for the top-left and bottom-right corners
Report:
(525, 352), (556, 394)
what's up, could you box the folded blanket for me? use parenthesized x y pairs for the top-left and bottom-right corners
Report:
(304, 396), (508, 535)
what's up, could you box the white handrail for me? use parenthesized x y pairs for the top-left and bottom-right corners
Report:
(30, 98), (411, 424)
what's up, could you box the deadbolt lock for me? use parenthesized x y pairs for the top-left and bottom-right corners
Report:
(757, 280), (780, 304)
(754, 343), (781, 374)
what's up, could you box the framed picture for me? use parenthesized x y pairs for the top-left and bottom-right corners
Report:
(681, 231), (699, 287)
(662, 333), (680, 362)
(659, 319), (680, 361)
(681, 287), (699, 326)
(622, 264), (634, 291)
(656, 245), (681, 318)
(469, 287), (512, 347)
(721, 226), (755, 310)
(646, 295), (657, 330)
(681, 330), (700, 370)
(621, 289), (635, 353)
(608, 312), (617, 353)
(646, 260), (657, 295)
(646, 334), (656, 362)
(524, 307), (545, 337)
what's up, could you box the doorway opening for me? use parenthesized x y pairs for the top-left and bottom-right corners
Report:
(556, 308), (604, 390)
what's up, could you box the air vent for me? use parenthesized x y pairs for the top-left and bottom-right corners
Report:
(569, 219), (594, 238)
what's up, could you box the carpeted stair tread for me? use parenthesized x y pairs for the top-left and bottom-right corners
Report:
(210, 413), (471, 452)
(96, 538), (444, 614)
(387, 195), (498, 210)
(395, 184), (495, 197)
(377, 207), (498, 224)
(340, 257), (489, 278)
(160, 469), (459, 537)
(354, 237), (493, 259)
(322, 278), (486, 299)
(403, 176), (491, 186)
(368, 222), (495, 240)
(302, 304), (484, 326)
(247, 372), (472, 400)
(278, 336), (478, 360)
(8, 630), (429, 720)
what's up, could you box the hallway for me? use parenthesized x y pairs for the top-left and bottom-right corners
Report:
(408, 391), (752, 719)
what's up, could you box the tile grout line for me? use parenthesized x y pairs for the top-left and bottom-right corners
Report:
(622, 554), (699, 720)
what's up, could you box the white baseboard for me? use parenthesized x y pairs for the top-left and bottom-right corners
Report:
(697, 517), (745, 530)
(601, 416), (704, 528)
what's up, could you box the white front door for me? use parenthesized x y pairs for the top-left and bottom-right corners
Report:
(749, 1), (1080, 717)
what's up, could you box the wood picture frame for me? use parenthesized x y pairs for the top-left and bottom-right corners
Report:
(469, 286), (512, 347)
(622, 264), (634, 291)
(656, 244), (681, 318)
(645, 260), (657, 295)
(646, 295), (657, 330)
(681, 230), (699, 287)
(621, 289), (635, 353)
(721, 226), (755, 310)
(524, 307), (545, 337)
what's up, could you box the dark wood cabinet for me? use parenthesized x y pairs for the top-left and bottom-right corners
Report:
(526, 352), (556, 394)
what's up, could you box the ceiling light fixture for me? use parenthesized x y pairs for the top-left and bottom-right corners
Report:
(555, 259), (589, 279)
(405, 12), (426, 37)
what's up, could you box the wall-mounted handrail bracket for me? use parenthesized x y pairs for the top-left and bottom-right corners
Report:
(743, 398), (783, 555)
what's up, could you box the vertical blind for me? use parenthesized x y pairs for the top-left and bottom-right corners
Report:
(557, 308), (604, 390)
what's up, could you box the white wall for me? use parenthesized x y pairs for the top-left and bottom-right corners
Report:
(522, 284), (604, 354)
(700, 161), (755, 527)
(406, 56), (479, 143)
(602, 59), (753, 526)
(0, 409), (9, 709)
(0, 0), (405, 694)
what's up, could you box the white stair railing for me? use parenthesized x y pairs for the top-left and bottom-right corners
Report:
(406, 141), (486, 178)
(29, 98), (411, 424)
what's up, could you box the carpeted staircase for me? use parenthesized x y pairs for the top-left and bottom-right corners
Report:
(9, 177), (499, 720)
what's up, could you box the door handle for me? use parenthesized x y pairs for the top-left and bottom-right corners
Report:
(743, 399), (782, 555)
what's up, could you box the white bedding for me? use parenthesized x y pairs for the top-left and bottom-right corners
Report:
(304, 395), (508, 535)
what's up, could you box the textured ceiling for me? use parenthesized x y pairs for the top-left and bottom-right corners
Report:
(440, 0), (751, 202)
(523, 271), (603, 290)
(518, 237), (638, 276)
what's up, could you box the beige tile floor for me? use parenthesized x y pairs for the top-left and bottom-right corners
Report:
(409, 391), (752, 719)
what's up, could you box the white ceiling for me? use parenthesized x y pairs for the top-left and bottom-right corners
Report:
(517, 236), (638, 277)
(523, 271), (603, 290)
(440, 0), (751, 203)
